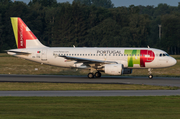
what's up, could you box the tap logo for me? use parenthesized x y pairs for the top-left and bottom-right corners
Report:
(124, 50), (155, 67)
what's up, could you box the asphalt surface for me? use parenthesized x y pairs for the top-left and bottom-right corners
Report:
(0, 74), (180, 86)
(0, 75), (180, 96)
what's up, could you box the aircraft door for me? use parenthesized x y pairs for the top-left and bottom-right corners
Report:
(41, 50), (47, 61)
(104, 53), (107, 60)
(147, 50), (154, 61)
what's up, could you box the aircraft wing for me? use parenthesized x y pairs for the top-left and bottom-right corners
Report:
(59, 55), (117, 66)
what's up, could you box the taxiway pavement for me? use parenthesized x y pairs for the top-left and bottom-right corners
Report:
(0, 75), (180, 86)
(0, 75), (180, 96)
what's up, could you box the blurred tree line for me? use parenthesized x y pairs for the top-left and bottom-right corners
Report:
(0, 0), (180, 54)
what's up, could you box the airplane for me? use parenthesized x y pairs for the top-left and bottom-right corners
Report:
(7, 17), (177, 79)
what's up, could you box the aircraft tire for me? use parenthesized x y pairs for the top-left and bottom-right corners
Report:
(95, 72), (101, 78)
(148, 74), (153, 79)
(88, 73), (94, 79)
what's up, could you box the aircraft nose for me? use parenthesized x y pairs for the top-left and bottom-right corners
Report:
(169, 57), (177, 66)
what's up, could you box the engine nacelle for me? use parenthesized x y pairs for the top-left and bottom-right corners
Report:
(123, 69), (133, 74)
(104, 64), (123, 75)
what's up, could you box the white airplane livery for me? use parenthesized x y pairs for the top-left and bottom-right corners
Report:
(7, 17), (177, 79)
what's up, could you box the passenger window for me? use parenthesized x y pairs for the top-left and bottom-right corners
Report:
(77, 54), (79, 56)
(94, 54), (95, 56)
(88, 54), (90, 56)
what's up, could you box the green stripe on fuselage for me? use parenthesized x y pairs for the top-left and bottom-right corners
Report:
(124, 50), (140, 67)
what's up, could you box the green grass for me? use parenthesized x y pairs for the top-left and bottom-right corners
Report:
(0, 53), (180, 76)
(0, 96), (180, 119)
(0, 82), (179, 91)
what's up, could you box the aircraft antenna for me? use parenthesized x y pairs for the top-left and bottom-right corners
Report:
(73, 45), (75, 48)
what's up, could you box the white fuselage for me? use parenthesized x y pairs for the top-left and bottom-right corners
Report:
(8, 47), (177, 69)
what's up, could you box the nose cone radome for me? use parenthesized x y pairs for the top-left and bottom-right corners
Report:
(170, 57), (177, 66)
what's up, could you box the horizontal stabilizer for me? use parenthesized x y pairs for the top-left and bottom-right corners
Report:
(7, 50), (31, 55)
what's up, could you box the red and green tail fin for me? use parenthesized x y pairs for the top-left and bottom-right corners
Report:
(11, 17), (45, 49)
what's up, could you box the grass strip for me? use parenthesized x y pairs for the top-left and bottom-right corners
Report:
(0, 82), (179, 91)
(0, 96), (180, 119)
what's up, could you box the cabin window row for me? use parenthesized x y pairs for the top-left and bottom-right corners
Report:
(58, 53), (169, 57)
(59, 54), (147, 56)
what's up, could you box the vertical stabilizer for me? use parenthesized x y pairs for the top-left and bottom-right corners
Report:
(11, 17), (46, 49)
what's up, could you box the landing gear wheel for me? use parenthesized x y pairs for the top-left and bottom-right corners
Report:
(148, 68), (153, 79)
(148, 74), (153, 79)
(95, 72), (101, 78)
(88, 73), (94, 79)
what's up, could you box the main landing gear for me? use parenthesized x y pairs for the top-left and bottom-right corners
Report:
(148, 68), (153, 79)
(88, 72), (101, 79)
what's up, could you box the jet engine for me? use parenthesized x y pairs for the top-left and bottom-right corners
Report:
(104, 64), (123, 75)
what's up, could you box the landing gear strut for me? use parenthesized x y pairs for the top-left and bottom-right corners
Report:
(148, 68), (153, 79)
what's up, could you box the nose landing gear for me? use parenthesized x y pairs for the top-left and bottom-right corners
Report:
(148, 68), (153, 79)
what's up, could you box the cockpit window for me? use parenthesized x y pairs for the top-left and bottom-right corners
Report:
(159, 53), (169, 57)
